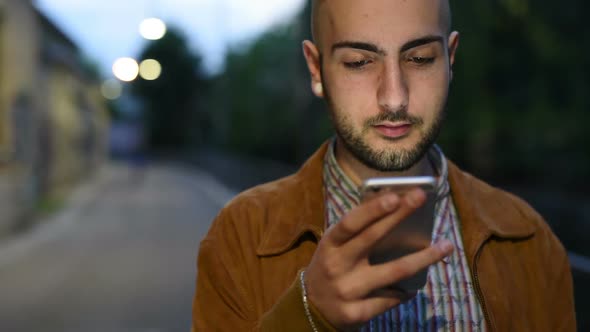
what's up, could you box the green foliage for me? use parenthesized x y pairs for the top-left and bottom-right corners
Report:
(441, 1), (590, 189)
(203, 8), (330, 163)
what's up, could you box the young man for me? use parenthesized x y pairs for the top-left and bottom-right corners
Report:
(192, 0), (576, 331)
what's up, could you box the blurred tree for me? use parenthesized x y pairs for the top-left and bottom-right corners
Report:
(442, 0), (590, 190)
(203, 1), (330, 164)
(131, 27), (207, 151)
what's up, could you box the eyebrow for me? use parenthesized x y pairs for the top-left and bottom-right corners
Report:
(400, 35), (444, 53)
(331, 35), (445, 56)
(331, 41), (386, 55)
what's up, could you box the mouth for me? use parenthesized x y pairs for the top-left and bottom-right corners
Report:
(372, 122), (413, 139)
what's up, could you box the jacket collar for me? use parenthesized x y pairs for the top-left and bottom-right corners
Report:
(447, 160), (536, 257)
(257, 143), (537, 257)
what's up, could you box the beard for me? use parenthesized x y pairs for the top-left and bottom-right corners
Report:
(322, 79), (446, 172)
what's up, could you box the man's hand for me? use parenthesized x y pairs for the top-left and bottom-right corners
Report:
(304, 189), (454, 330)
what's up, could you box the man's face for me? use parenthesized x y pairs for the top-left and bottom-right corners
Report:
(306, 0), (458, 172)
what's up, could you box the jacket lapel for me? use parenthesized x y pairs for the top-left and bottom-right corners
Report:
(447, 160), (536, 257)
(256, 142), (329, 257)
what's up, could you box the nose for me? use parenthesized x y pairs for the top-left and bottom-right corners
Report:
(377, 62), (409, 113)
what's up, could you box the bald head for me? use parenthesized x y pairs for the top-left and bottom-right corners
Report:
(311, 0), (452, 48)
(310, 0), (326, 45)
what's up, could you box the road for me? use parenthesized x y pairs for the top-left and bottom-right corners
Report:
(0, 163), (235, 332)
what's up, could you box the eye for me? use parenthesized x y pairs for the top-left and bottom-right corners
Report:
(343, 59), (372, 69)
(407, 56), (435, 65)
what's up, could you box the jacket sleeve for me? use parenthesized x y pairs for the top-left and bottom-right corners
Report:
(543, 228), (577, 331)
(257, 270), (338, 331)
(191, 215), (338, 331)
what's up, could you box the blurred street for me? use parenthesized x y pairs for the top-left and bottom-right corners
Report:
(0, 163), (235, 332)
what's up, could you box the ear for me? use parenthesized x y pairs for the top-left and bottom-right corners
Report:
(302, 40), (324, 98)
(447, 31), (460, 81)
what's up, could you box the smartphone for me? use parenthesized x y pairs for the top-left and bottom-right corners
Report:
(359, 176), (437, 293)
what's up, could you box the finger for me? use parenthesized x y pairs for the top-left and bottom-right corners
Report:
(339, 273), (414, 302)
(344, 188), (427, 257)
(328, 193), (401, 246)
(354, 239), (454, 295)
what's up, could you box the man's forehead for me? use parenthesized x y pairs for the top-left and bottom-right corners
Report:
(313, 0), (450, 47)
(316, 0), (448, 17)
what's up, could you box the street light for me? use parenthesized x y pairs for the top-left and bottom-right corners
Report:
(139, 18), (167, 40)
(112, 57), (139, 82)
(139, 59), (162, 80)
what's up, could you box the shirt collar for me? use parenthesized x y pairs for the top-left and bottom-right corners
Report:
(324, 138), (361, 205)
(255, 140), (536, 258)
(323, 138), (451, 206)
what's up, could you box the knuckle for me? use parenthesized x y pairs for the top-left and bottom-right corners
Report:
(432, 247), (446, 260)
(320, 255), (341, 279)
(357, 305), (376, 323)
(335, 281), (358, 301)
(341, 305), (363, 325)
(338, 220), (356, 236)
(423, 247), (444, 265)
(334, 284), (348, 300)
(377, 194), (398, 210)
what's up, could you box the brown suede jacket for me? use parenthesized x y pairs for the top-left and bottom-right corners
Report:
(192, 143), (576, 331)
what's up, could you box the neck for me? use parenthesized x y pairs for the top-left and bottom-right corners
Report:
(334, 139), (435, 186)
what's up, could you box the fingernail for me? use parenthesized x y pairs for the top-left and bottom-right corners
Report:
(382, 194), (398, 210)
(436, 240), (454, 253)
(405, 189), (424, 208)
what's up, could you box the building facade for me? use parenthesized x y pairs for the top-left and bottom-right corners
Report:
(0, 0), (109, 236)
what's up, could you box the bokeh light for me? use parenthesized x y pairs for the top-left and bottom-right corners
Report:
(139, 18), (167, 40)
(139, 59), (162, 81)
(112, 57), (139, 82)
(100, 79), (123, 100)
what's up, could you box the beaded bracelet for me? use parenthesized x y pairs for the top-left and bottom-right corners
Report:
(300, 270), (319, 332)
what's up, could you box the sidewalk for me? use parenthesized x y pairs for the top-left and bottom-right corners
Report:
(0, 161), (237, 270)
(0, 164), (119, 269)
